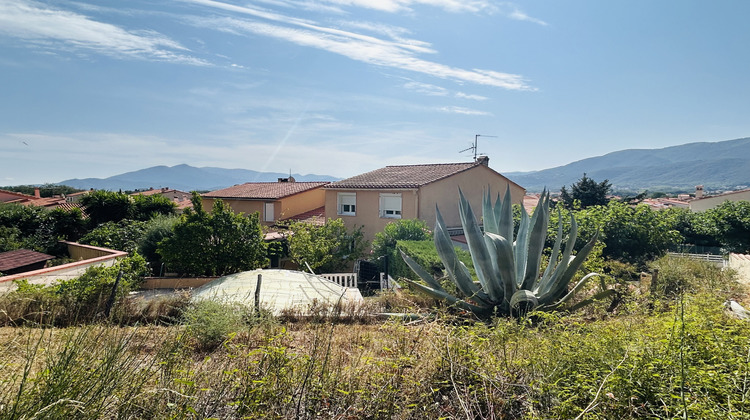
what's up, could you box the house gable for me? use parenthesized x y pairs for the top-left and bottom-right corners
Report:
(324, 160), (525, 244)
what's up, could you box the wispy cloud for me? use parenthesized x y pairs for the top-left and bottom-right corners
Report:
(404, 81), (448, 96)
(0, 0), (209, 65)
(502, 3), (547, 26)
(456, 92), (488, 101)
(184, 0), (534, 90)
(439, 106), (492, 116)
(319, 0), (498, 14)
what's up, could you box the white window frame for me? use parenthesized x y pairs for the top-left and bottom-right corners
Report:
(337, 192), (356, 216)
(264, 202), (275, 222)
(379, 193), (402, 219)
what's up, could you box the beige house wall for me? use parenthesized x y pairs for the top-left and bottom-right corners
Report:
(277, 188), (326, 220)
(324, 165), (525, 244)
(202, 188), (326, 225)
(419, 165), (525, 229)
(325, 189), (419, 243)
(690, 191), (750, 212)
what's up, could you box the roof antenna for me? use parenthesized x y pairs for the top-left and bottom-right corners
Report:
(459, 134), (497, 161)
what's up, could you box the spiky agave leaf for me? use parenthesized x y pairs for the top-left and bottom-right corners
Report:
(434, 207), (492, 305)
(537, 230), (600, 305)
(458, 189), (504, 302)
(402, 279), (492, 314)
(484, 232), (515, 311)
(399, 250), (446, 292)
(520, 190), (549, 291)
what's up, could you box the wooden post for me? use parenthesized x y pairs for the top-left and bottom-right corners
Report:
(255, 274), (262, 314)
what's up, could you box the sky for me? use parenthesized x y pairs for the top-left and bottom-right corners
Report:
(2, 0), (750, 185)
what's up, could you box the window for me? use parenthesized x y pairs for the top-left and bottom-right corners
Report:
(379, 193), (402, 219)
(264, 202), (275, 222)
(337, 193), (356, 216)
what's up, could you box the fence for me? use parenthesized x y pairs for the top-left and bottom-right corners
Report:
(319, 273), (358, 288)
(667, 252), (727, 268)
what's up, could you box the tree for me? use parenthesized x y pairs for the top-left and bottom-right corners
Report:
(80, 190), (175, 227)
(158, 194), (268, 276)
(286, 218), (367, 273)
(80, 190), (134, 227)
(131, 194), (177, 221)
(560, 173), (612, 209)
(547, 201), (683, 267)
(0, 202), (85, 254)
(79, 220), (147, 253)
(371, 219), (432, 276)
(705, 201), (750, 253)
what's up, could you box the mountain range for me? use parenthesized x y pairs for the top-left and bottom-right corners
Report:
(505, 137), (750, 193)
(55, 137), (750, 193)
(59, 165), (340, 192)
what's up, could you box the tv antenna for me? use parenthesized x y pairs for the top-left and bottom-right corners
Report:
(459, 134), (497, 161)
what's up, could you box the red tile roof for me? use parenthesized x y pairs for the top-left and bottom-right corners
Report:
(326, 162), (516, 190)
(282, 206), (326, 225)
(0, 189), (36, 203)
(203, 182), (329, 200)
(131, 187), (190, 197)
(0, 249), (55, 272)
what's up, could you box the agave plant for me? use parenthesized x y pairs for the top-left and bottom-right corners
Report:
(401, 187), (614, 317)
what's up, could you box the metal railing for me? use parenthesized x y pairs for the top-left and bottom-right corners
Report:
(319, 272), (358, 288)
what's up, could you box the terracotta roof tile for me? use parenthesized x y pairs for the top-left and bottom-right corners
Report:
(282, 206), (326, 225)
(326, 162), (482, 189)
(0, 249), (55, 272)
(203, 182), (329, 200)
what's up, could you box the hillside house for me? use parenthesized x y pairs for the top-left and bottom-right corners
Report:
(689, 187), (750, 212)
(202, 178), (329, 225)
(0, 189), (37, 204)
(323, 157), (525, 244)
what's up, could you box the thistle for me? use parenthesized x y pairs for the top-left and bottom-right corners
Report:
(401, 187), (614, 317)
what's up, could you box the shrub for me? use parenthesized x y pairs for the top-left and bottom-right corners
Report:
(182, 300), (248, 350)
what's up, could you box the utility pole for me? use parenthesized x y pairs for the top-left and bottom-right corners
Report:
(460, 134), (497, 161)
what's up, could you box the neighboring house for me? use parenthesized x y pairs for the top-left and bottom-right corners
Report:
(202, 178), (329, 225)
(65, 190), (91, 203)
(131, 187), (193, 213)
(689, 188), (750, 212)
(323, 156), (525, 244)
(0, 189), (37, 204)
(0, 249), (55, 276)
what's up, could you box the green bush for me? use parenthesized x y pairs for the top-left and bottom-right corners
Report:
(182, 300), (247, 350)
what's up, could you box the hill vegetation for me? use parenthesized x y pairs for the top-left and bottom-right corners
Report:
(506, 137), (750, 192)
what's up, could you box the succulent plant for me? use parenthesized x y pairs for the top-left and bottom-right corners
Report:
(401, 187), (614, 317)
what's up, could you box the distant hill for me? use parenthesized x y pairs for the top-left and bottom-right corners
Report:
(505, 137), (750, 193)
(58, 164), (340, 191)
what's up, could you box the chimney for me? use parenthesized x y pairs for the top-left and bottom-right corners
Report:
(695, 185), (704, 198)
(34, 187), (41, 198)
(476, 155), (490, 166)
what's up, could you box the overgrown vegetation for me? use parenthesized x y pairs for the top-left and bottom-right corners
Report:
(0, 254), (148, 326)
(1, 256), (748, 418)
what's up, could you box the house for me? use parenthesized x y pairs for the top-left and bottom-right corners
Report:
(0, 189), (37, 204)
(689, 187), (750, 212)
(323, 156), (525, 244)
(202, 178), (329, 225)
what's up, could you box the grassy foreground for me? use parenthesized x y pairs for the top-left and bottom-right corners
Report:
(1, 257), (750, 419)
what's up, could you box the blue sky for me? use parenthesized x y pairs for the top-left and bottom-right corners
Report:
(2, 0), (750, 185)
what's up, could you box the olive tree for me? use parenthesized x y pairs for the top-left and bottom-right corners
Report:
(158, 194), (267, 276)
